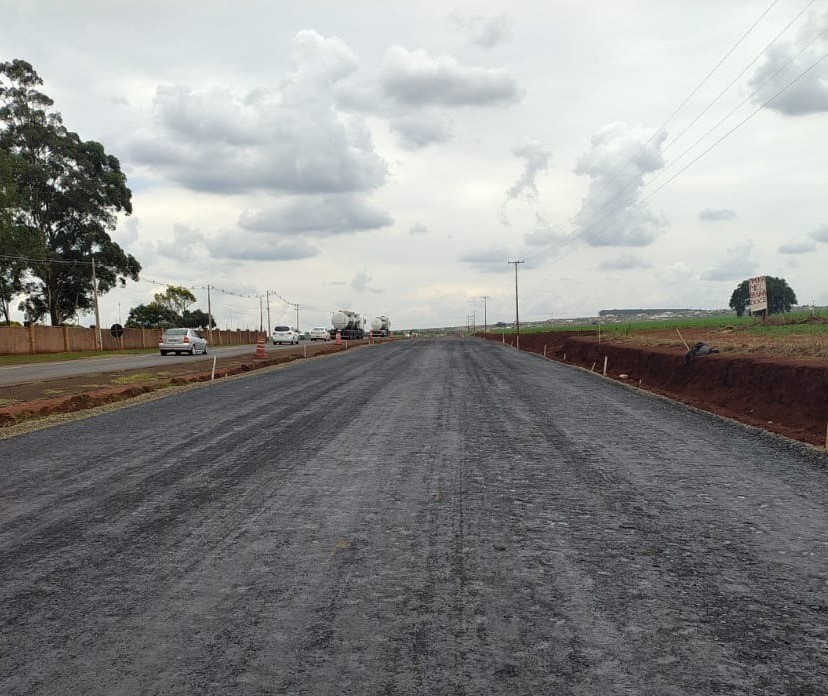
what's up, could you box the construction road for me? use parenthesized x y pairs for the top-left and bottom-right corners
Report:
(1, 338), (826, 695)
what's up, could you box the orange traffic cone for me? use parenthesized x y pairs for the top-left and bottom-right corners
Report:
(253, 337), (267, 359)
(335, 331), (342, 345)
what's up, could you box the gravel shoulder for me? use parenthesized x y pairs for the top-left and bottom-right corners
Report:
(1, 338), (826, 694)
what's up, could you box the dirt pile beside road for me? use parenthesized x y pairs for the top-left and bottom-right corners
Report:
(495, 331), (828, 448)
(0, 342), (354, 428)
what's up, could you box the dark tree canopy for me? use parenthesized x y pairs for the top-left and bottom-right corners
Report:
(728, 276), (798, 317)
(181, 308), (216, 329)
(125, 302), (180, 329)
(0, 59), (140, 325)
(125, 301), (214, 329)
(0, 148), (36, 324)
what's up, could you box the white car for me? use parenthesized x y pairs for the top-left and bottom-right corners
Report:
(159, 328), (208, 355)
(309, 327), (330, 341)
(272, 325), (299, 345)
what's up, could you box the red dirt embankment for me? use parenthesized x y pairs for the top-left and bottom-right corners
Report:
(495, 332), (828, 448)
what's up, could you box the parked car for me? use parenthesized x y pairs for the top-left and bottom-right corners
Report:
(159, 328), (208, 355)
(272, 326), (299, 345)
(309, 327), (330, 341)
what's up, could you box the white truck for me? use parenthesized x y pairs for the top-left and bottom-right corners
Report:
(370, 315), (391, 337)
(330, 310), (365, 340)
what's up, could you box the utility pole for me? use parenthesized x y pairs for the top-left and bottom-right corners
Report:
(91, 257), (102, 351)
(266, 290), (271, 337)
(293, 303), (300, 332)
(259, 295), (263, 333)
(472, 310), (476, 335)
(481, 296), (490, 336)
(207, 284), (213, 336)
(507, 260), (524, 350)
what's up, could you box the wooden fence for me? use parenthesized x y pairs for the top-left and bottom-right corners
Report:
(0, 325), (264, 355)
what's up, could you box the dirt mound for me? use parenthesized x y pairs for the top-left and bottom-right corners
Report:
(497, 332), (828, 448)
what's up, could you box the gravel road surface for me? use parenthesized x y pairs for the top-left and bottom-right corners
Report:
(1, 338), (826, 695)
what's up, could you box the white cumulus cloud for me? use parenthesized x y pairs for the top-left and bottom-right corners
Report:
(700, 241), (758, 281)
(573, 122), (668, 247)
(239, 195), (393, 238)
(379, 46), (521, 107)
(749, 22), (828, 116)
(129, 30), (387, 196)
(449, 11), (511, 49)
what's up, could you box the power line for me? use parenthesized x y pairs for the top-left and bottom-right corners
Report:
(581, 0), (782, 210)
(550, 2), (820, 260)
(547, 40), (828, 266)
(528, 15), (828, 266)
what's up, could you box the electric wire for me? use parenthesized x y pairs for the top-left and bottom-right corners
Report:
(570, 0), (820, 243)
(566, 24), (828, 255)
(546, 41), (828, 267)
(581, 0), (782, 209)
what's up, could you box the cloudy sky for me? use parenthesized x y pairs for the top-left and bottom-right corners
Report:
(4, 0), (828, 330)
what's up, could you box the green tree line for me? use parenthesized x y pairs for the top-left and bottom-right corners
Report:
(126, 285), (215, 329)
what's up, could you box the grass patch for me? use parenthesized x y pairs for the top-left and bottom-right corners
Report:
(113, 371), (172, 385)
(513, 311), (828, 337)
(0, 398), (20, 407)
(42, 389), (65, 396)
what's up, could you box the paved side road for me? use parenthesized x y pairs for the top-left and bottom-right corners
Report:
(0, 342), (306, 387)
(1, 339), (826, 695)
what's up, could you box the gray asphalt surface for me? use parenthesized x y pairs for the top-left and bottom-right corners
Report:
(0, 342), (302, 387)
(1, 338), (826, 695)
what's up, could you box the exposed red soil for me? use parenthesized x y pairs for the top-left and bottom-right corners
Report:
(0, 341), (366, 428)
(489, 332), (828, 449)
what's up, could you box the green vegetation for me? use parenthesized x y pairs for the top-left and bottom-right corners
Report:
(126, 284), (215, 329)
(729, 276), (797, 317)
(508, 310), (828, 337)
(1, 59), (139, 325)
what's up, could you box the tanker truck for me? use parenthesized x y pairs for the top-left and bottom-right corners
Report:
(330, 310), (365, 340)
(370, 315), (391, 337)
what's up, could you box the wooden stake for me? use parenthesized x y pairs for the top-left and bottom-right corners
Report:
(603, 356), (608, 376)
(675, 328), (691, 351)
(590, 362), (595, 372)
(543, 344), (547, 358)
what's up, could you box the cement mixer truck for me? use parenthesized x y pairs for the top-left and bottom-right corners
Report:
(330, 310), (365, 340)
(370, 315), (391, 337)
